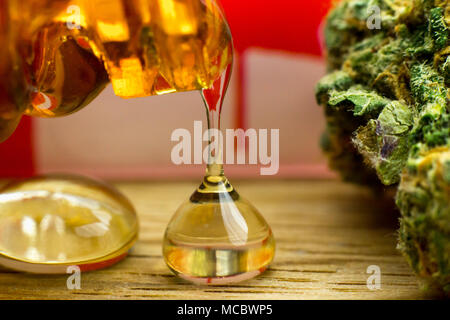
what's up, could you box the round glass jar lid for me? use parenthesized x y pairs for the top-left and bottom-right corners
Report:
(0, 175), (138, 273)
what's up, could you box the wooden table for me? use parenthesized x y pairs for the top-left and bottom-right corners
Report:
(0, 180), (425, 300)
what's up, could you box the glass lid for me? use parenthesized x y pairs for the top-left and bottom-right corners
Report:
(0, 175), (138, 273)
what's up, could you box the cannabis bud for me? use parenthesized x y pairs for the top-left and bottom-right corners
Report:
(316, 0), (449, 295)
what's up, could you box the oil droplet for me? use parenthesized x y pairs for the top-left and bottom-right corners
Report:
(163, 58), (275, 285)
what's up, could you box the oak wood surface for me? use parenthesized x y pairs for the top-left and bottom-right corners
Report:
(0, 180), (426, 300)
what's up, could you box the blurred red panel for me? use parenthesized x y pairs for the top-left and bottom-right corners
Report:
(0, 116), (34, 177)
(221, 0), (332, 55)
(220, 0), (332, 129)
(0, 0), (333, 178)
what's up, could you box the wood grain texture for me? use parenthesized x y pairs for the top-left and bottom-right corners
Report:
(0, 180), (426, 300)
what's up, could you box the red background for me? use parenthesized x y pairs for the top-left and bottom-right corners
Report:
(0, 0), (332, 178)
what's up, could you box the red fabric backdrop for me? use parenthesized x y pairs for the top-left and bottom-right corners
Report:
(0, 0), (332, 177)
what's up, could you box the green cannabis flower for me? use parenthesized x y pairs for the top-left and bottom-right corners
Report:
(316, 0), (449, 295)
